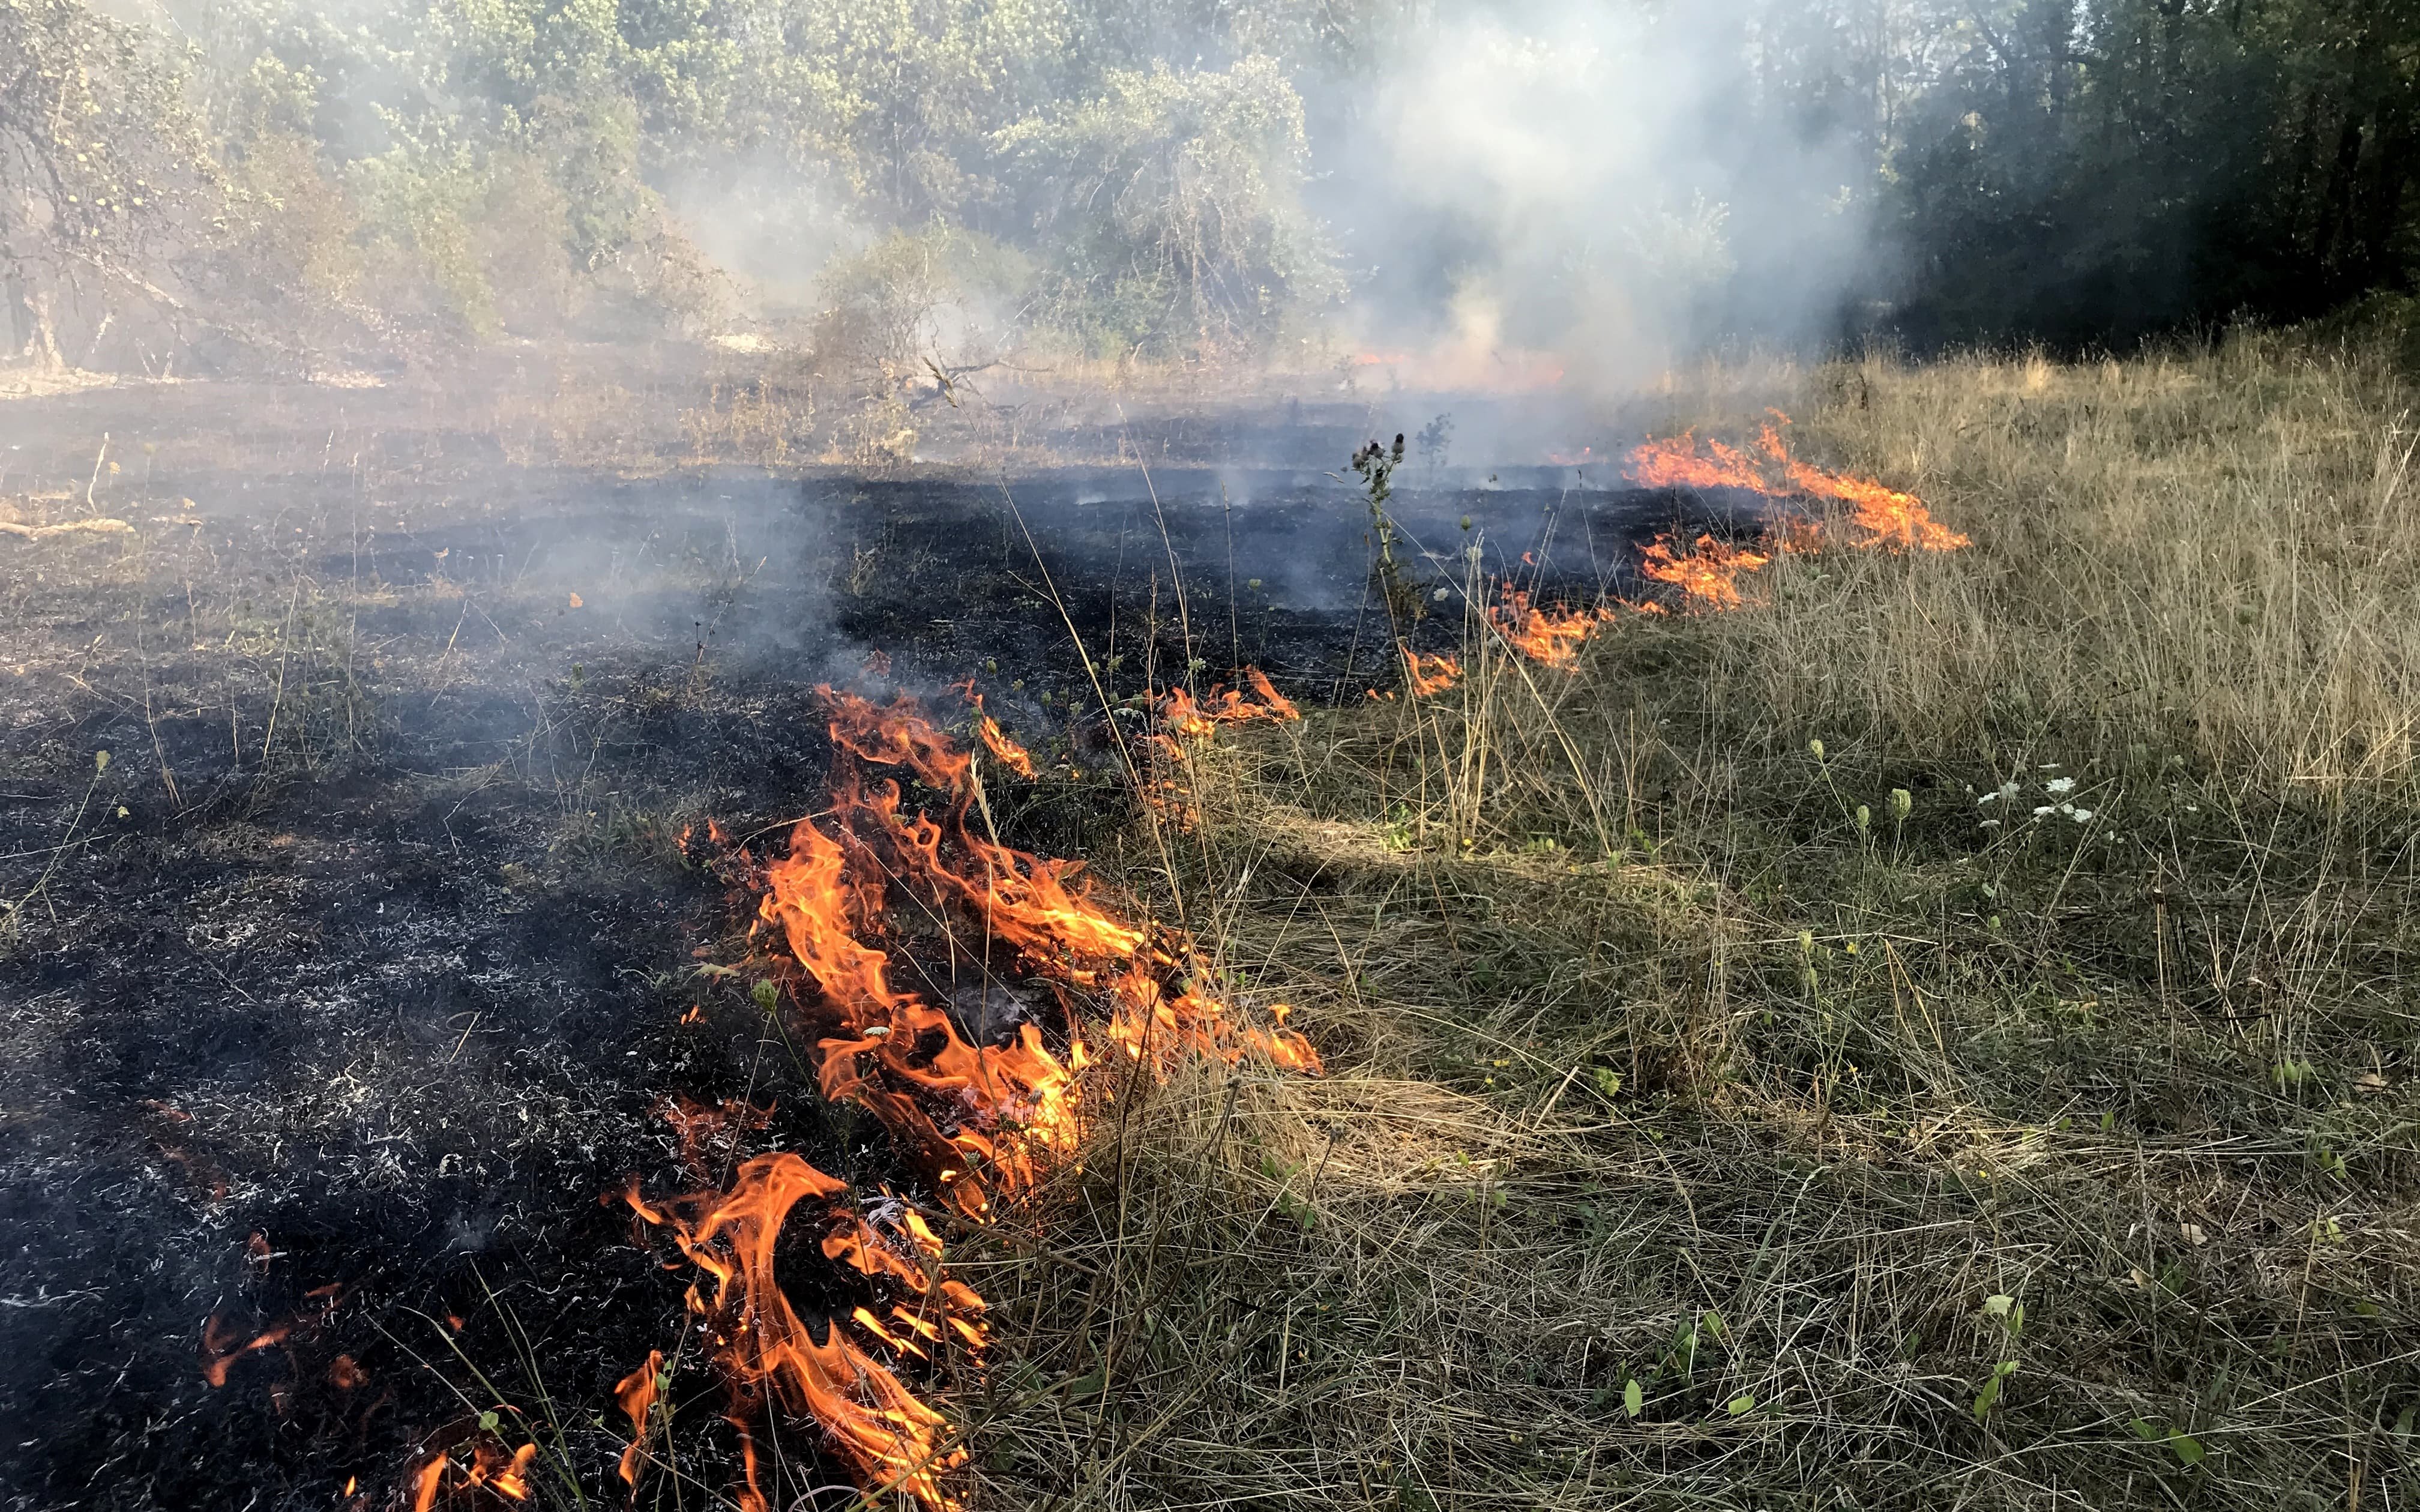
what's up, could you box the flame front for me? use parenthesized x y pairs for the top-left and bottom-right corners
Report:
(1464, 415), (1970, 670)
(780, 684), (1318, 1158)
(1625, 415), (1969, 553)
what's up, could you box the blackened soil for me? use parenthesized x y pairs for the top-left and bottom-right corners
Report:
(0, 402), (1761, 1510)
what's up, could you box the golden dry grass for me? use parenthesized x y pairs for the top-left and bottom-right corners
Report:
(974, 334), (2420, 1511)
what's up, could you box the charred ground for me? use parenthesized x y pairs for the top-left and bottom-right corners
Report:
(0, 382), (1741, 1510)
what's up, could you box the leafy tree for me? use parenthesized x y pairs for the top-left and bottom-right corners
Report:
(0, 0), (223, 366)
(996, 55), (1337, 356)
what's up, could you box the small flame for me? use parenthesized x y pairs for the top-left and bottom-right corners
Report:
(410, 1436), (537, 1510)
(1487, 591), (1613, 668)
(613, 1351), (664, 1489)
(1637, 534), (1772, 608)
(1402, 650), (1462, 696)
(199, 1315), (290, 1388)
(958, 684), (1037, 778)
(1158, 668), (1301, 739)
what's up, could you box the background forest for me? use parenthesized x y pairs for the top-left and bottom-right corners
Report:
(3, 0), (2418, 379)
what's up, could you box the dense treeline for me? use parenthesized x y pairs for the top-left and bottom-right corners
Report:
(1868, 1), (2420, 346)
(1, 0), (2414, 373)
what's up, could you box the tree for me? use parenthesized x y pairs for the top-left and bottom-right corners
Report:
(0, 0), (223, 367)
(996, 55), (1337, 357)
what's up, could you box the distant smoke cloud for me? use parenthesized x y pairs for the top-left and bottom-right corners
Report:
(1329, 1), (1870, 391)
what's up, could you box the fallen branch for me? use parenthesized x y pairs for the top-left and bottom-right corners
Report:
(0, 517), (134, 540)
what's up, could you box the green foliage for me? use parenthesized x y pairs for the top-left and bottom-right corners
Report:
(811, 221), (1028, 370)
(0, 0), (222, 336)
(13, 0), (2420, 366)
(1875, 0), (2420, 346)
(996, 55), (1337, 356)
(349, 138), (506, 336)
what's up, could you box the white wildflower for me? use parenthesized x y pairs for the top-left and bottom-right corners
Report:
(2045, 777), (2075, 794)
(2069, 808), (2094, 822)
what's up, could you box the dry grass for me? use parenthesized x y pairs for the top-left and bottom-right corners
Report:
(968, 335), (2420, 1511)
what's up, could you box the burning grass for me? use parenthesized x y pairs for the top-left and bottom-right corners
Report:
(8, 332), (2419, 1512)
(966, 336), (2420, 1510)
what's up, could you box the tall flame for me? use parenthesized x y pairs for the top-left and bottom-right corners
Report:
(612, 1351), (663, 1489)
(627, 682), (1317, 1509)
(764, 685), (1316, 1209)
(394, 674), (1323, 1512)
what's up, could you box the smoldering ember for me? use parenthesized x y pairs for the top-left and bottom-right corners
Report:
(6, 6), (2420, 1512)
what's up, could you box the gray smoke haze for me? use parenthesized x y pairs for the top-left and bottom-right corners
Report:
(10, 0), (1877, 403)
(1322, 1), (1871, 394)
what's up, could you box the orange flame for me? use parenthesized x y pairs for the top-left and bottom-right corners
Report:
(613, 1351), (663, 1489)
(1158, 668), (1300, 739)
(1773, 453), (1969, 550)
(1402, 650), (1461, 696)
(1637, 534), (1772, 608)
(410, 1436), (537, 1511)
(959, 684), (1038, 778)
(1624, 415), (1969, 553)
(1625, 430), (1771, 493)
(199, 1315), (290, 1388)
(624, 1155), (973, 1511)
(547, 678), (1322, 1512)
(760, 685), (1315, 1218)
(1487, 591), (1613, 668)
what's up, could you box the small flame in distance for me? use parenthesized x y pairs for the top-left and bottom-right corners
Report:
(1625, 414), (1970, 553)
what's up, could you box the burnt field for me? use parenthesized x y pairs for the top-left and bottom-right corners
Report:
(0, 387), (1753, 1510)
(13, 346), (2419, 1512)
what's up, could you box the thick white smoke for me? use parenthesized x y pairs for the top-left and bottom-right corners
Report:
(1329, 1), (1873, 394)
